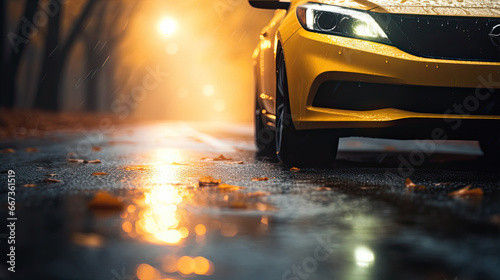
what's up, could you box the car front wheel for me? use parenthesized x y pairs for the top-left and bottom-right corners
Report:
(275, 46), (339, 167)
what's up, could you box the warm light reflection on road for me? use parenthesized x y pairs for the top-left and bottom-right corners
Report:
(118, 147), (274, 278)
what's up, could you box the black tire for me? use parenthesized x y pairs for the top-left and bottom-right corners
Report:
(255, 91), (276, 157)
(275, 46), (339, 167)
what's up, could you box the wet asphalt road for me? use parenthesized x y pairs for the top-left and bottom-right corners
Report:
(1, 122), (500, 280)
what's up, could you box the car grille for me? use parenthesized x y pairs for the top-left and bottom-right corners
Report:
(312, 81), (500, 116)
(371, 13), (500, 62)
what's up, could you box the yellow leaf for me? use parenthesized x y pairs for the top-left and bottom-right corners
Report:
(225, 161), (244, 164)
(212, 154), (232, 161)
(405, 178), (426, 190)
(218, 183), (244, 191)
(448, 185), (483, 197)
(84, 159), (102, 164)
(290, 167), (300, 172)
(92, 172), (108, 176)
(199, 176), (221, 186)
(125, 165), (153, 171)
(251, 177), (269, 181)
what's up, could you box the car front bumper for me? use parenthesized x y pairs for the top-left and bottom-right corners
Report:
(282, 27), (500, 134)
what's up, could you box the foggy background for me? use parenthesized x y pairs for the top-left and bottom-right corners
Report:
(2, 0), (274, 122)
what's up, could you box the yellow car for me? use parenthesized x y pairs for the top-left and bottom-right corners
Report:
(250, 0), (500, 166)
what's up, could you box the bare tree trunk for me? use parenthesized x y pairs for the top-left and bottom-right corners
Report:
(1, 1), (39, 108)
(35, 0), (97, 111)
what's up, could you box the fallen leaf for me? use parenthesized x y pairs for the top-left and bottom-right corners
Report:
(212, 154), (232, 161)
(199, 176), (221, 186)
(84, 159), (102, 164)
(92, 147), (102, 152)
(23, 184), (37, 188)
(3, 148), (15, 153)
(405, 178), (426, 190)
(67, 159), (84, 163)
(125, 165), (154, 171)
(218, 184), (244, 191)
(44, 178), (62, 183)
(251, 177), (269, 181)
(246, 191), (271, 197)
(25, 147), (39, 152)
(46, 174), (57, 177)
(315, 187), (331, 191)
(92, 172), (108, 176)
(225, 161), (244, 164)
(87, 191), (124, 210)
(290, 167), (300, 172)
(229, 201), (248, 209)
(448, 185), (483, 197)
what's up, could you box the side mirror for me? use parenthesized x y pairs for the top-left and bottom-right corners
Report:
(249, 0), (290, 9)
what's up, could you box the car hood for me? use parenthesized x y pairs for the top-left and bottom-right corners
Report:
(315, 0), (500, 17)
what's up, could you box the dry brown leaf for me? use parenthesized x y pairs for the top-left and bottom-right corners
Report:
(25, 147), (39, 152)
(251, 177), (269, 181)
(246, 191), (271, 197)
(92, 172), (108, 176)
(218, 184), (244, 191)
(92, 147), (102, 152)
(67, 159), (84, 163)
(3, 148), (15, 153)
(290, 167), (300, 172)
(405, 178), (426, 190)
(212, 154), (232, 161)
(199, 176), (221, 186)
(448, 185), (483, 197)
(225, 161), (244, 164)
(23, 184), (37, 188)
(315, 187), (331, 191)
(87, 191), (124, 210)
(84, 160), (102, 164)
(125, 165), (154, 171)
(44, 178), (62, 183)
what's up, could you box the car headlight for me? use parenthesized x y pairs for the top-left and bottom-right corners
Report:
(297, 3), (391, 44)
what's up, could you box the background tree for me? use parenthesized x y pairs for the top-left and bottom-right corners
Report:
(82, 0), (136, 112)
(35, 0), (97, 111)
(1, 1), (39, 108)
